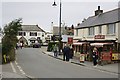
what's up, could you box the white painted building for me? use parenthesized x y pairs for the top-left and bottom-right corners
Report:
(45, 32), (53, 43)
(17, 25), (46, 46)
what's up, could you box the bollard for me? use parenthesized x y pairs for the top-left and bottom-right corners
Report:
(3, 55), (7, 63)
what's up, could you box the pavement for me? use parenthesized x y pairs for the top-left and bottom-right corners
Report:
(40, 46), (119, 75)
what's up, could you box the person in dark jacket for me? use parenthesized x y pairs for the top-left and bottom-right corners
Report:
(92, 47), (98, 66)
(62, 44), (70, 61)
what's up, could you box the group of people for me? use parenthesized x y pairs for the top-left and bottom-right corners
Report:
(53, 43), (73, 62)
(16, 42), (23, 49)
(53, 43), (99, 66)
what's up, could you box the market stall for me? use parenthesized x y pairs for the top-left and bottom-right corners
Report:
(73, 42), (90, 62)
(90, 43), (113, 65)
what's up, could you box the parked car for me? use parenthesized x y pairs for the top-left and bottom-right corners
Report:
(33, 43), (41, 48)
(42, 42), (48, 46)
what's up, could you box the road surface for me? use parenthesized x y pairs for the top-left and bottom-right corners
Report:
(2, 48), (118, 78)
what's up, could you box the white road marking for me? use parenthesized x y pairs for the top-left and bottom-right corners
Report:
(10, 62), (17, 73)
(15, 61), (33, 78)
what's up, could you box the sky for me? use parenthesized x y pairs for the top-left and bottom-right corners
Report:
(0, 0), (120, 32)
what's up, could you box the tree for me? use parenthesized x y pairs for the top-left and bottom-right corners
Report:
(2, 18), (22, 63)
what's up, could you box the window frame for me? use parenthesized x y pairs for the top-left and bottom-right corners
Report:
(107, 23), (116, 35)
(88, 27), (94, 36)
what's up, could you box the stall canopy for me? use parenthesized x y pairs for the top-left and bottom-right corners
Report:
(90, 43), (113, 47)
(29, 37), (37, 41)
(73, 42), (88, 45)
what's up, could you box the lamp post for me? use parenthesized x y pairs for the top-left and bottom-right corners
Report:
(52, 0), (62, 53)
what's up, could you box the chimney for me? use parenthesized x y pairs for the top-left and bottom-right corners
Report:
(95, 6), (103, 16)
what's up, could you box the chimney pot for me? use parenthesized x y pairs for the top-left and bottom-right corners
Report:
(98, 6), (100, 10)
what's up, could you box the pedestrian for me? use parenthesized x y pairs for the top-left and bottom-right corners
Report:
(62, 43), (70, 61)
(69, 45), (74, 62)
(53, 44), (58, 57)
(16, 43), (19, 49)
(20, 42), (23, 49)
(92, 47), (98, 66)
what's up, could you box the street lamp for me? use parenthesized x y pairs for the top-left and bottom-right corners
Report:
(52, 0), (62, 53)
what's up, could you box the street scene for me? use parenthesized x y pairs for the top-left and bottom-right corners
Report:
(0, 0), (120, 79)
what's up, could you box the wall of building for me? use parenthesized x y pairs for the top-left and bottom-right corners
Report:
(74, 22), (119, 41)
(117, 22), (120, 43)
(17, 31), (46, 45)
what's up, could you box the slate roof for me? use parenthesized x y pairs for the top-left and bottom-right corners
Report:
(76, 8), (120, 29)
(21, 25), (45, 32)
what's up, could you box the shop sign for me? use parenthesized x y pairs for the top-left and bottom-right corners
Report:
(112, 53), (120, 60)
(68, 37), (73, 44)
(94, 35), (105, 39)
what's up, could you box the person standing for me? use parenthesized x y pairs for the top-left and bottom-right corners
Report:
(92, 47), (98, 66)
(69, 45), (74, 62)
(62, 44), (70, 61)
(20, 42), (23, 49)
(53, 44), (58, 57)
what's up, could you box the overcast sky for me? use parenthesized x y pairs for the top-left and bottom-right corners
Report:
(1, 0), (120, 32)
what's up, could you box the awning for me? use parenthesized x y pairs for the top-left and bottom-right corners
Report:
(90, 43), (113, 47)
(73, 42), (88, 45)
(29, 37), (37, 41)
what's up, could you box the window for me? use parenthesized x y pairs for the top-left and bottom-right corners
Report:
(42, 33), (44, 37)
(47, 35), (50, 37)
(18, 32), (26, 36)
(88, 27), (94, 35)
(76, 29), (78, 36)
(99, 26), (102, 34)
(30, 32), (37, 36)
(37, 37), (41, 40)
(107, 23), (116, 34)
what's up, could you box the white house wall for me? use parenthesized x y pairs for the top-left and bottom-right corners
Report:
(17, 31), (46, 45)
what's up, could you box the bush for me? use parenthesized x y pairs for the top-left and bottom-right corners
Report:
(2, 18), (22, 64)
(47, 42), (58, 52)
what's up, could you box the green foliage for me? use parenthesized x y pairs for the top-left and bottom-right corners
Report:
(47, 42), (58, 52)
(2, 18), (22, 63)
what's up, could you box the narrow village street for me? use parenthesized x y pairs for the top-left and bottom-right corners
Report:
(2, 47), (118, 78)
(1, 1), (120, 80)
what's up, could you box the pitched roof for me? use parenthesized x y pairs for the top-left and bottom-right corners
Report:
(21, 25), (46, 32)
(76, 8), (120, 29)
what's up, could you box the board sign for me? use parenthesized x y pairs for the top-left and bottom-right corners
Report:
(94, 35), (105, 39)
(68, 37), (73, 44)
(112, 53), (120, 60)
(101, 52), (111, 60)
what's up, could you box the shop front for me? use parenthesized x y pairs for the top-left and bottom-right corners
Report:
(73, 42), (90, 62)
(90, 43), (113, 65)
